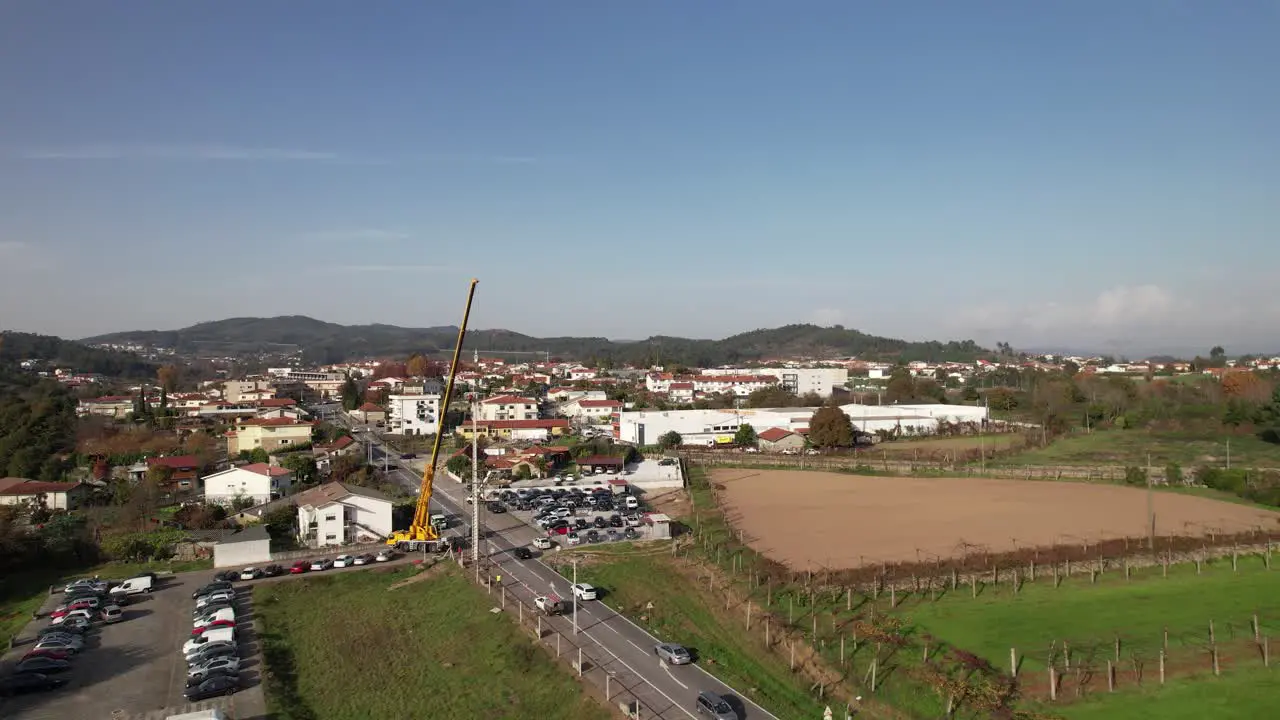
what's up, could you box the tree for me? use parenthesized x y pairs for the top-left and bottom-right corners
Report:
(1061, 360), (1080, 377)
(808, 406), (855, 448)
(237, 447), (270, 464)
(157, 364), (179, 392)
(406, 354), (430, 378)
(733, 423), (758, 447)
(446, 454), (472, 479)
(1222, 372), (1269, 402)
(657, 431), (683, 449)
(885, 368), (916, 403)
(745, 386), (801, 408)
(278, 453), (318, 485)
(340, 375), (361, 411)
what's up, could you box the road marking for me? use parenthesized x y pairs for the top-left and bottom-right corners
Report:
(627, 638), (645, 651)
(663, 663), (689, 689)
(604, 623), (621, 635)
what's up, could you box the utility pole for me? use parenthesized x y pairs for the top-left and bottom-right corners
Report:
(470, 394), (482, 581)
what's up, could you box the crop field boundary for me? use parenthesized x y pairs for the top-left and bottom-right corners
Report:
(674, 460), (1280, 718)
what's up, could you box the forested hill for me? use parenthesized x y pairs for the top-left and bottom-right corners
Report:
(0, 365), (77, 480)
(83, 318), (988, 365)
(1, 331), (156, 378)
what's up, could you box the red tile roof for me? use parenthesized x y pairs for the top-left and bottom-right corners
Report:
(474, 419), (569, 430)
(86, 395), (132, 403)
(578, 399), (622, 408)
(356, 402), (384, 412)
(257, 398), (297, 407)
(757, 427), (795, 442)
(237, 417), (313, 427)
(668, 382), (694, 390)
(0, 479), (83, 495)
(482, 394), (538, 405)
(578, 455), (624, 466)
(146, 455), (200, 469)
(237, 463), (292, 477)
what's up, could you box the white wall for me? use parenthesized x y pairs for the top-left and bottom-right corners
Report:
(299, 495), (393, 547)
(204, 468), (285, 506)
(387, 394), (440, 435)
(479, 399), (538, 421)
(213, 539), (271, 568)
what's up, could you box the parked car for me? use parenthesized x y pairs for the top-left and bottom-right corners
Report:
(51, 609), (94, 626)
(22, 649), (72, 662)
(310, 558), (334, 571)
(375, 550), (395, 562)
(290, 560), (311, 574)
(186, 669), (239, 688)
(239, 568), (262, 581)
(184, 640), (237, 664)
(213, 570), (240, 583)
(192, 581), (233, 599)
(532, 536), (553, 550)
(332, 555), (355, 568)
(261, 564), (285, 577)
(655, 643), (693, 665)
(13, 657), (72, 675)
(624, 528), (640, 540)
(33, 638), (82, 655)
(184, 674), (239, 701)
(513, 547), (533, 560)
(192, 619), (236, 635)
(188, 656), (242, 682)
(0, 673), (68, 696)
(585, 529), (600, 543)
(571, 583), (598, 601)
(352, 554), (375, 566)
(100, 604), (124, 623)
(196, 591), (235, 609)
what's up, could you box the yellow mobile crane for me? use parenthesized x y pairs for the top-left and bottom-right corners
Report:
(387, 278), (478, 552)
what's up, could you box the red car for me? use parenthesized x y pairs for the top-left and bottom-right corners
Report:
(290, 561), (310, 574)
(23, 648), (72, 661)
(548, 526), (569, 536)
(191, 619), (236, 635)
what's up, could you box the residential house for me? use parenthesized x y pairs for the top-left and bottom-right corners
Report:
(238, 386), (277, 403)
(386, 394), (441, 436)
(77, 395), (134, 418)
(144, 455), (202, 494)
(221, 379), (274, 403)
(202, 463), (293, 506)
(667, 382), (695, 404)
(478, 394), (540, 421)
(294, 481), (394, 547)
(212, 525), (272, 568)
(567, 366), (598, 381)
(757, 427), (806, 453)
(458, 419), (571, 442)
(352, 402), (386, 424)
(225, 417), (314, 455)
(560, 398), (622, 421)
(0, 478), (92, 510)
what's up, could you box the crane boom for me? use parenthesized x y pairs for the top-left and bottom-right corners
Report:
(387, 278), (478, 550)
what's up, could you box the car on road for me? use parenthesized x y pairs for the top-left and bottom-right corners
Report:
(184, 674), (240, 701)
(239, 567), (263, 581)
(513, 547), (533, 560)
(655, 643), (693, 665)
(290, 560), (311, 574)
(571, 583), (598, 601)
(695, 690), (739, 719)
(213, 570), (240, 582)
(262, 564), (285, 577)
(333, 554), (355, 568)
(0, 673), (68, 696)
(353, 553), (375, 565)
(532, 536), (553, 550)
(375, 550), (395, 562)
(310, 558), (335, 571)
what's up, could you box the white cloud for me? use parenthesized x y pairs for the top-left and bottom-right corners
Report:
(15, 144), (340, 161)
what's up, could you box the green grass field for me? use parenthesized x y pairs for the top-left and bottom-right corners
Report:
(995, 429), (1280, 468)
(253, 565), (609, 720)
(895, 556), (1280, 718)
(562, 549), (824, 719)
(0, 559), (212, 649)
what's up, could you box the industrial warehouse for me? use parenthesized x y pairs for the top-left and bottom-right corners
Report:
(613, 403), (990, 446)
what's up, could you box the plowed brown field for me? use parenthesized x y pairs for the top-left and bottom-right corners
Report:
(712, 469), (1280, 569)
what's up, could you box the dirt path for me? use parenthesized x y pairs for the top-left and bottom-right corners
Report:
(712, 470), (1280, 568)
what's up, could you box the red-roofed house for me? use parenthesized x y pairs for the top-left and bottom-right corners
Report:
(757, 427), (805, 453)
(459, 418), (570, 442)
(202, 463), (293, 506)
(226, 417), (314, 455)
(352, 402), (386, 424)
(667, 382), (695, 404)
(144, 455), (202, 490)
(0, 477), (92, 510)
(479, 394), (539, 422)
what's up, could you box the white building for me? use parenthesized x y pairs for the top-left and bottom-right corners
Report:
(479, 394), (539, 421)
(386, 394), (441, 436)
(294, 481), (394, 547)
(212, 525), (271, 568)
(616, 402), (990, 446)
(560, 398), (622, 421)
(702, 367), (850, 397)
(202, 463), (293, 506)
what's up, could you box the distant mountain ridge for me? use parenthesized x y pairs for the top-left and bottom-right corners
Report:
(81, 317), (990, 366)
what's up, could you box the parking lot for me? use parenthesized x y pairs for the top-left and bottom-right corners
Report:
(0, 552), (414, 720)
(488, 486), (657, 546)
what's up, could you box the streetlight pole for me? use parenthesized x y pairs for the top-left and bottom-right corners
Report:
(470, 394), (482, 582)
(572, 557), (579, 635)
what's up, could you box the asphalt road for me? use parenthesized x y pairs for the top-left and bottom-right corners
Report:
(364, 436), (779, 720)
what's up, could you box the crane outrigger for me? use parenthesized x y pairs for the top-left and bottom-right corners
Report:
(387, 278), (478, 552)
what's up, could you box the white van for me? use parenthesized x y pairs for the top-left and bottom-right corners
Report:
(182, 627), (235, 654)
(109, 575), (154, 597)
(624, 496), (640, 510)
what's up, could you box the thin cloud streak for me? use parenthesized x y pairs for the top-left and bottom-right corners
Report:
(15, 144), (341, 161)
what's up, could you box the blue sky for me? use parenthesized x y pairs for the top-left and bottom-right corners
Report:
(1, 1), (1276, 355)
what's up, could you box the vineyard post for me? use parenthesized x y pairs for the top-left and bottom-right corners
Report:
(1159, 650), (1166, 684)
(1010, 647), (1017, 678)
(1048, 666), (1057, 701)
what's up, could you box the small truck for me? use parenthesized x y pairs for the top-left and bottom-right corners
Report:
(534, 594), (570, 616)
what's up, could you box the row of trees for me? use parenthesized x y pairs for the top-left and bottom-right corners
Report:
(0, 365), (78, 480)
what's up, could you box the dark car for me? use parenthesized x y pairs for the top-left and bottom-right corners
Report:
(37, 624), (85, 637)
(0, 673), (68, 696)
(624, 528), (640, 540)
(186, 669), (240, 688)
(593, 516), (608, 529)
(14, 657), (72, 675)
(185, 674), (240, 701)
(574, 518), (589, 530)
(487, 502), (507, 514)
(585, 529), (600, 543)
(261, 564), (285, 577)
(513, 547), (533, 560)
(213, 570), (240, 583)
(609, 514), (624, 528)
(192, 581), (233, 599)
(400, 453), (416, 459)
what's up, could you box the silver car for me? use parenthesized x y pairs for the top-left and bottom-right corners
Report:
(188, 655), (242, 681)
(655, 643), (692, 665)
(695, 691), (739, 719)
